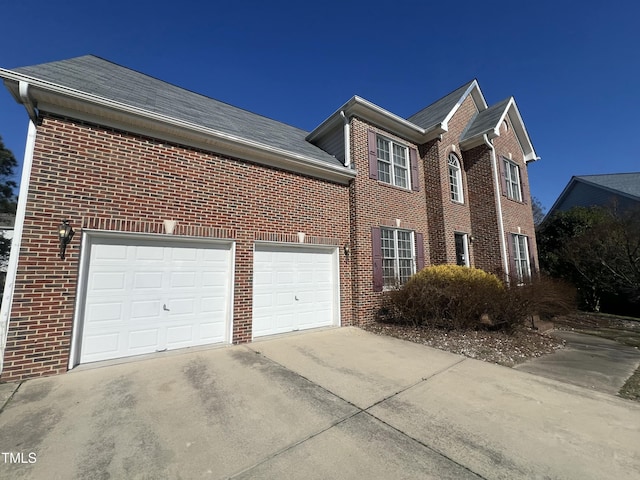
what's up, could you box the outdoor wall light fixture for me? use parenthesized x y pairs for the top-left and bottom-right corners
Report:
(344, 244), (351, 257)
(58, 220), (75, 259)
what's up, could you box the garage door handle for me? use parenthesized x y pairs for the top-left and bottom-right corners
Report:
(163, 304), (170, 311)
(295, 296), (299, 301)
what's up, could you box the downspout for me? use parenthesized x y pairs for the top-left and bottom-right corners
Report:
(340, 111), (351, 168)
(19, 81), (38, 122)
(0, 120), (37, 375)
(483, 134), (509, 277)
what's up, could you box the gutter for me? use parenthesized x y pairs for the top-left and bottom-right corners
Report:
(19, 81), (38, 122)
(307, 96), (430, 145)
(483, 134), (509, 277)
(1, 70), (356, 185)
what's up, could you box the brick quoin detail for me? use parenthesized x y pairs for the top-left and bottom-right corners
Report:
(1, 115), (352, 382)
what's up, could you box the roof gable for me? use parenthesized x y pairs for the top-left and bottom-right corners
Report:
(407, 80), (487, 132)
(6, 55), (346, 172)
(459, 96), (538, 163)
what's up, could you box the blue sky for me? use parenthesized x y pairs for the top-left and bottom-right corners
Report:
(1, 0), (638, 211)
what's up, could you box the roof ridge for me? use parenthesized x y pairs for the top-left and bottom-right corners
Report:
(406, 79), (476, 120)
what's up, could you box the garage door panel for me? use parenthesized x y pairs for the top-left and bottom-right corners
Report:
(135, 245), (166, 261)
(85, 302), (123, 323)
(93, 244), (128, 262)
(166, 325), (193, 344)
(199, 322), (226, 341)
(170, 272), (196, 288)
(90, 272), (127, 291)
(128, 329), (160, 350)
(130, 300), (162, 319)
(167, 298), (195, 315)
(132, 274), (163, 291)
(83, 333), (119, 358)
(80, 236), (233, 364)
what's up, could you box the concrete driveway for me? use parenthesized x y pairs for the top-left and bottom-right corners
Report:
(515, 330), (640, 395)
(1, 327), (639, 479)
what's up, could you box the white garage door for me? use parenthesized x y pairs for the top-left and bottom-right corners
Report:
(79, 235), (233, 364)
(253, 244), (338, 338)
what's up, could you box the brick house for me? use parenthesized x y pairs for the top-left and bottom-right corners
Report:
(0, 56), (539, 380)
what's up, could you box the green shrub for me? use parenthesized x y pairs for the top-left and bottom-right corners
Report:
(379, 265), (576, 332)
(380, 265), (504, 330)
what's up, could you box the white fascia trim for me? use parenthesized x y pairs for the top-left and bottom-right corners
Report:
(459, 98), (540, 164)
(1, 70), (356, 185)
(0, 120), (37, 374)
(307, 96), (427, 144)
(441, 80), (488, 130)
(498, 98), (539, 163)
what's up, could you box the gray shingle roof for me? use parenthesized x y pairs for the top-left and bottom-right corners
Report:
(577, 173), (640, 200)
(407, 80), (475, 130)
(460, 97), (511, 143)
(13, 55), (343, 168)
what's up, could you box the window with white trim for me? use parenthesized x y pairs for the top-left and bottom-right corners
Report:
(511, 234), (530, 281)
(503, 159), (522, 201)
(448, 153), (464, 203)
(377, 136), (410, 189)
(381, 228), (415, 287)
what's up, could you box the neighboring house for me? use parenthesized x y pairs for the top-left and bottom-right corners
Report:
(0, 55), (539, 381)
(546, 173), (640, 217)
(0, 214), (15, 291)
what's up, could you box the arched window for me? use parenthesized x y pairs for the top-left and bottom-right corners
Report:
(448, 153), (464, 203)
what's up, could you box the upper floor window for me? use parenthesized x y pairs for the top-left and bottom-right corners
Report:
(368, 130), (419, 192)
(503, 159), (522, 202)
(448, 153), (464, 203)
(377, 136), (409, 189)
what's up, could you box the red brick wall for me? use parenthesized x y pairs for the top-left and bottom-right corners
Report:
(425, 95), (477, 266)
(2, 114), (352, 381)
(463, 144), (503, 273)
(348, 117), (430, 325)
(492, 117), (539, 273)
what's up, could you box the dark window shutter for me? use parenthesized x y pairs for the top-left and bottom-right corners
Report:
(372, 227), (383, 292)
(527, 236), (536, 275)
(415, 232), (425, 271)
(368, 130), (378, 180)
(499, 158), (507, 196)
(409, 147), (419, 191)
(507, 233), (516, 279)
(519, 166), (527, 204)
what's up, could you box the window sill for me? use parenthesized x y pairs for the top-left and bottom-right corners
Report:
(505, 196), (526, 205)
(376, 181), (413, 193)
